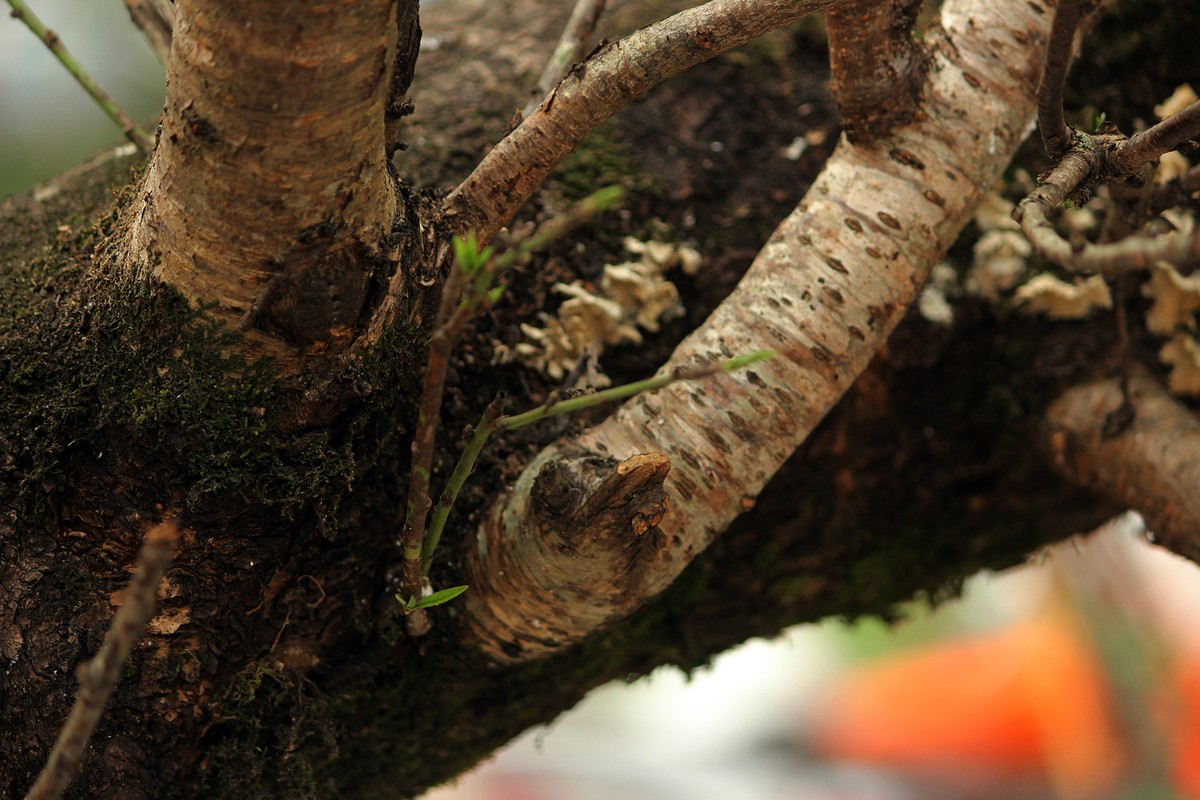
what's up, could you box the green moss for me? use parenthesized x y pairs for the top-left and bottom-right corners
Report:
(198, 664), (340, 800)
(552, 122), (659, 201)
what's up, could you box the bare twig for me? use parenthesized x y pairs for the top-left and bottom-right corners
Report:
(398, 188), (624, 635)
(5, 0), (154, 154)
(445, 0), (841, 243)
(1109, 101), (1200, 176)
(24, 520), (178, 800)
(825, 0), (926, 145)
(122, 0), (174, 67)
(386, 0), (422, 155)
(1014, 145), (1200, 274)
(522, 0), (607, 119)
(1036, 0), (1084, 158)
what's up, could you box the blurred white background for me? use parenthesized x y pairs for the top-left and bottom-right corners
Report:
(0, 0), (163, 196)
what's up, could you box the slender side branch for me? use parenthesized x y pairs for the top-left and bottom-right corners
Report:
(445, 0), (842, 242)
(5, 0), (153, 153)
(398, 189), (624, 634)
(1036, 0), (1083, 158)
(1109, 101), (1200, 177)
(24, 520), (179, 800)
(123, 0), (174, 67)
(1014, 146), (1200, 274)
(1044, 371), (1200, 563)
(825, 0), (927, 145)
(522, 0), (607, 119)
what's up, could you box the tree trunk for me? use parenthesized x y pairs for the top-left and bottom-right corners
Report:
(0, 0), (1189, 797)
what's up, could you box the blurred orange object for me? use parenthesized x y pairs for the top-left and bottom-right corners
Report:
(810, 613), (1126, 799)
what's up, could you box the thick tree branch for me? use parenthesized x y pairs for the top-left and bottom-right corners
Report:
(1044, 371), (1200, 563)
(825, 0), (926, 145)
(127, 0), (400, 354)
(461, 0), (1063, 663)
(24, 521), (178, 800)
(443, 0), (842, 242)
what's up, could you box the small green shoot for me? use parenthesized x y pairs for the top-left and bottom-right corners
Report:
(398, 585), (470, 611)
(419, 350), (776, 573)
(397, 187), (627, 631)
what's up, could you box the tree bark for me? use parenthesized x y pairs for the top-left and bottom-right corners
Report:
(0, 0), (1192, 797)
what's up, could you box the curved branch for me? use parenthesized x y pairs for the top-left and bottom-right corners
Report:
(826, 0), (927, 145)
(1014, 146), (1200, 274)
(461, 0), (1063, 663)
(1044, 371), (1200, 564)
(443, 0), (843, 242)
(1036, 0), (1083, 158)
(1109, 100), (1200, 176)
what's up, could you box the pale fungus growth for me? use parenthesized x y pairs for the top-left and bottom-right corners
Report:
(1143, 263), (1200, 336)
(1014, 274), (1112, 319)
(1159, 333), (1200, 396)
(515, 238), (698, 385)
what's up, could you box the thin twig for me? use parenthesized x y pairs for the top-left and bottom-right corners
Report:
(24, 520), (179, 800)
(1014, 147), (1200, 275)
(1036, 0), (1083, 158)
(122, 0), (174, 68)
(445, 0), (841, 243)
(522, 0), (607, 119)
(398, 188), (624, 635)
(1109, 101), (1200, 176)
(6, 0), (154, 154)
(420, 351), (774, 576)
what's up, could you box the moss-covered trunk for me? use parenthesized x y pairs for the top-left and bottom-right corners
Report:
(1, 0), (1186, 797)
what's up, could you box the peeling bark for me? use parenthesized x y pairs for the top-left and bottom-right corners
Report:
(463, 0), (1055, 662)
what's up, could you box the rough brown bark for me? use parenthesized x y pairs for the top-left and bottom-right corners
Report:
(127, 0), (401, 356)
(1045, 370), (1200, 563)
(826, 0), (926, 144)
